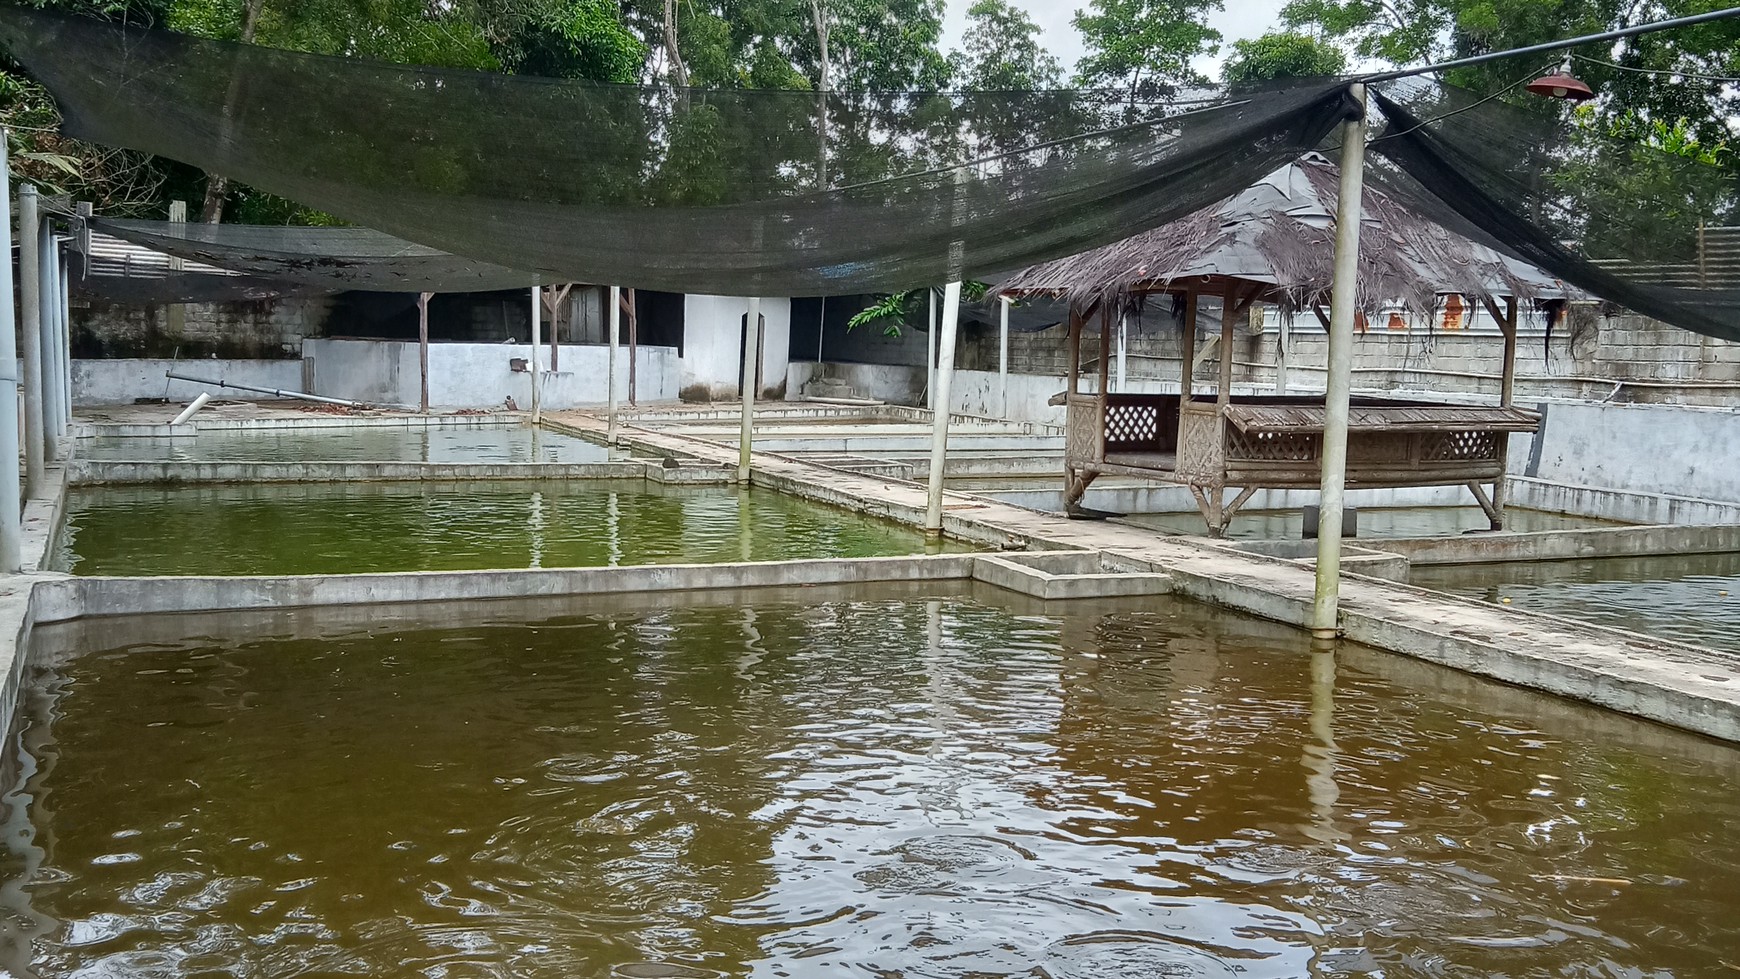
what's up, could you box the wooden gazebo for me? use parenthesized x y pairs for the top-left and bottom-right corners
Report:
(1000, 156), (1553, 535)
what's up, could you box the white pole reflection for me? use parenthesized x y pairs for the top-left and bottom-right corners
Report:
(1302, 648), (1345, 844)
(528, 490), (545, 569)
(606, 491), (622, 568)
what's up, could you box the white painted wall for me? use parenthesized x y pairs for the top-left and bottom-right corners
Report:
(682, 295), (792, 401)
(304, 338), (680, 409)
(74, 359), (305, 405)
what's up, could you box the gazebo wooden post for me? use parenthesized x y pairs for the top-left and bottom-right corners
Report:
(1218, 280), (1236, 405)
(1492, 295), (1520, 529)
(1062, 301), (1084, 509)
(1097, 303), (1111, 463)
(1067, 301), (1082, 398)
(1179, 289), (1196, 402)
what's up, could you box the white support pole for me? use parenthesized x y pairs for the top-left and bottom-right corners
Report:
(417, 292), (431, 414)
(17, 186), (44, 499)
(39, 238), (60, 451)
(57, 242), (71, 435)
(170, 392), (213, 426)
(738, 297), (762, 484)
(998, 296), (1010, 419)
(924, 281), (963, 536)
(529, 286), (542, 423)
(1312, 83), (1368, 640)
(0, 133), (25, 572)
(607, 285), (621, 445)
(1116, 311), (1128, 392)
(926, 288), (936, 409)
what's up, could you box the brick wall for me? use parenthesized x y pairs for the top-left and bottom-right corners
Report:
(72, 295), (335, 360)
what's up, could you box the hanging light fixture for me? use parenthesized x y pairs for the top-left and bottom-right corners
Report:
(1526, 70), (1596, 101)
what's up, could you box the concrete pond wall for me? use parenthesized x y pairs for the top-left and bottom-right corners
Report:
(302, 338), (682, 409)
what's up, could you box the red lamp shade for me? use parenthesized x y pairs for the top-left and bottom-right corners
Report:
(1526, 72), (1596, 101)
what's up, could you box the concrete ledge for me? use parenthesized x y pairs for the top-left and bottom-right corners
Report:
(1374, 523), (1740, 567)
(78, 413), (530, 439)
(972, 551), (1173, 600)
(645, 462), (737, 484)
(1511, 476), (1740, 526)
(33, 554), (982, 624)
(1228, 539), (1412, 581)
(67, 460), (647, 486)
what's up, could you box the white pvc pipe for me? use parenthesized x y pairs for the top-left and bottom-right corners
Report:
(41, 238), (62, 454)
(57, 242), (71, 435)
(529, 286), (543, 423)
(170, 392), (213, 426)
(738, 297), (761, 484)
(925, 281), (963, 535)
(998, 296), (1010, 418)
(0, 132), (25, 571)
(607, 285), (620, 445)
(1312, 84), (1368, 639)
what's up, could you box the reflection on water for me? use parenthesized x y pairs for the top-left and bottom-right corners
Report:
(1125, 506), (1609, 540)
(53, 482), (948, 576)
(5, 594), (1737, 977)
(1413, 550), (1740, 653)
(78, 425), (611, 464)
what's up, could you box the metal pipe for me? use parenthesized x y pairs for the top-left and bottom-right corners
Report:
(0, 133), (24, 571)
(1361, 7), (1740, 83)
(17, 187), (44, 499)
(529, 286), (542, 423)
(41, 235), (63, 455)
(925, 281), (963, 535)
(1312, 82), (1368, 640)
(738, 297), (761, 483)
(163, 370), (370, 408)
(608, 285), (621, 445)
(926, 288), (936, 409)
(1116, 310), (1127, 392)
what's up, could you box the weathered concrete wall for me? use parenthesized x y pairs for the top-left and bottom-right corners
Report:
(303, 338), (681, 409)
(73, 296), (335, 360)
(73, 358), (305, 405)
(1521, 401), (1740, 501)
(681, 295), (792, 401)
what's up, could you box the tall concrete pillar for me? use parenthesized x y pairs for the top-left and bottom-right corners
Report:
(17, 186), (45, 499)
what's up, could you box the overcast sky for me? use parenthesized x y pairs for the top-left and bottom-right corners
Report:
(939, 0), (1292, 80)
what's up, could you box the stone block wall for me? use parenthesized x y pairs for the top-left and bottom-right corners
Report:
(72, 296), (334, 360)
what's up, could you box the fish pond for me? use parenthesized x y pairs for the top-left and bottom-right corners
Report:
(4, 587), (1737, 977)
(1411, 550), (1740, 653)
(52, 481), (946, 576)
(77, 423), (612, 465)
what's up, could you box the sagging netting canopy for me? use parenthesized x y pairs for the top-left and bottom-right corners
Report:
(4, 8), (1736, 340)
(0, 6), (1356, 298)
(1366, 85), (1740, 342)
(88, 218), (544, 297)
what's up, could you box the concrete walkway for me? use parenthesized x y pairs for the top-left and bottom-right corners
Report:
(550, 408), (1740, 743)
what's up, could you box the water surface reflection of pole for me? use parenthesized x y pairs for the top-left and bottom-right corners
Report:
(1302, 648), (1344, 845)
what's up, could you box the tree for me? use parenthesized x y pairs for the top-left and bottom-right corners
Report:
(826, 0), (952, 91)
(1072, 0), (1223, 98)
(1221, 31), (1346, 84)
(950, 0), (1062, 92)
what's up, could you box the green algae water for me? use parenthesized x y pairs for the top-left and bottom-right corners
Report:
(1412, 551), (1740, 653)
(78, 424), (612, 464)
(5, 589), (1738, 977)
(53, 482), (945, 576)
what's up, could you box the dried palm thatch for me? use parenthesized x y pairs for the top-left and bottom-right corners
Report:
(996, 154), (1560, 318)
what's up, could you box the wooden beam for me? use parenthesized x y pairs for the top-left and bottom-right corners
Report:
(1312, 304), (1331, 332)
(1499, 296), (1518, 408)
(1097, 306), (1111, 459)
(626, 287), (639, 405)
(1191, 332), (1220, 372)
(1179, 290), (1198, 403)
(1066, 303), (1083, 397)
(1219, 279), (1236, 407)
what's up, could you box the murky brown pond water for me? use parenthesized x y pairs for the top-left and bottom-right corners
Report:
(4, 586), (1736, 977)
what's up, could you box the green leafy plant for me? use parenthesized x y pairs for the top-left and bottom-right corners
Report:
(847, 283), (990, 337)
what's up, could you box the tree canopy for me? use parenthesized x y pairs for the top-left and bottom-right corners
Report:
(1073, 0), (1224, 96)
(1222, 31), (1347, 84)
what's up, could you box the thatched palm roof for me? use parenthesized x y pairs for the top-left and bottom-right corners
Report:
(996, 154), (1565, 314)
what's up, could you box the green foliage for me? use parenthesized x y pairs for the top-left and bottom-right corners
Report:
(950, 0), (1062, 92)
(1072, 0), (1224, 95)
(847, 283), (990, 337)
(1221, 31), (1347, 84)
(828, 0), (952, 90)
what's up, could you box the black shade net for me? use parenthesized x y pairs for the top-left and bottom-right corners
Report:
(89, 218), (544, 294)
(0, 6), (1355, 298)
(1366, 82), (1740, 342)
